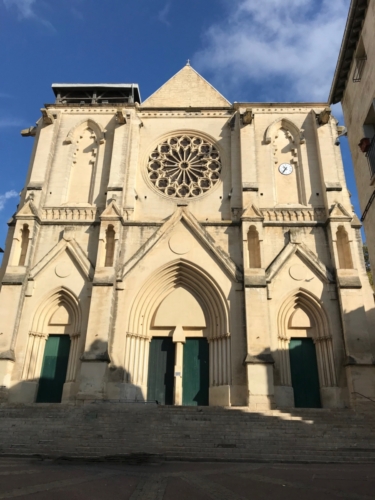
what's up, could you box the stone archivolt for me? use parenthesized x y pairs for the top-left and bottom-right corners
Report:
(128, 260), (229, 340)
(147, 135), (221, 199)
(22, 288), (81, 383)
(125, 260), (231, 389)
(277, 289), (337, 389)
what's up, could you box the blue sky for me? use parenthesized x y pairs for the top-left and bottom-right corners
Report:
(0, 0), (357, 253)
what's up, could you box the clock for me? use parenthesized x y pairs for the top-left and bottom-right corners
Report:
(278, 163), (293, 175)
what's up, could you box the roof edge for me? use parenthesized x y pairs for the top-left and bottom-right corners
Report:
(329, 0), (369, 104)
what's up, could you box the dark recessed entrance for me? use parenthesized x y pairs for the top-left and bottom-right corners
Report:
(182, 338), (209, 406)
(289, 338), (321, 408)
(147, 337), (175, 405)
(36, 334), (71, 403)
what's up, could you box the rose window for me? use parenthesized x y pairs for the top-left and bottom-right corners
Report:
(147, 135), (222, 198)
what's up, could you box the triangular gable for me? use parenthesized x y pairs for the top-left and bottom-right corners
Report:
(329, 202), (352, 220)
(29, 238), (94, 280)
(242, 204), (264, 220)
(15, 201), (40, 220)
(142, 64), (231, 108)
(351, 213), (362, 228)
(100, 201), (121, 220)
(121, 207), (241, 281)
(266, 242), (334, 284)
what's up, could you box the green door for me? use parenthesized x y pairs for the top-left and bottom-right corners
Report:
(147, 337), (175, 405)
(182, 338), (209, 406)
(289, 338), (321, 408)
(36, 335), (71, 403)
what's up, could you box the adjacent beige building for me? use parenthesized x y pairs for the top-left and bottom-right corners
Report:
(330, 0), (375, 273)
(0, 64), (374, 410)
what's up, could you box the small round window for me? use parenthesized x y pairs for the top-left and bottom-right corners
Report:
(147, 135), (222, 198)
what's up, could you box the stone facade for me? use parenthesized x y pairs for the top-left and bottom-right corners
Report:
(1, 64), (374, 410)
(330, 0), (375, 275)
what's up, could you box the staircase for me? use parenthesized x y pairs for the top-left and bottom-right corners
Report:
(1, 403), (375, 463)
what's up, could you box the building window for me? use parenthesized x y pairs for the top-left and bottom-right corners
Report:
(353, 37), (367, 82)
(147, 135), (222, 199)
(104, 225), (115, 267)
(361, 102), (375, 179)
(336, 226), (353, 269)
(247, 226), (261, 269)
(19, 224), (30, 266)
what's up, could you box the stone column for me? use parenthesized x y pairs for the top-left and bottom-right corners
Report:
(173, 341), (184, 406)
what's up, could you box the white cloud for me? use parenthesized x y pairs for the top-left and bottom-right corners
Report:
(193, 0), (350, 102)
(3, 0), (56, 31)
(0, 118), (26, 128)
(158, 3), (170, 26)
(0, 190), (18, 212)
(3, 0), (36, 19)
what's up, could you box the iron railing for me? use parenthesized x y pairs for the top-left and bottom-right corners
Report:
(366, 135), (375, 178)
(353, 56), (367, 82)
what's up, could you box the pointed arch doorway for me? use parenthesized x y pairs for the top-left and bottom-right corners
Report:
(278, 290), (337, 408)
(36, 334), (71, 403)
(22, 288), (81, 403)
(147, 287), (209, 406)
(126, 260), (231, 406)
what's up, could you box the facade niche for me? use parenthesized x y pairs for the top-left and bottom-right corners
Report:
(336, 226), (353, 269)
(104, 225), (115, 267)
(274, 127), (301, 204)
(247, 225), (261, 268)
(67, 125), (98, 204)
(18, 224), (30, 266)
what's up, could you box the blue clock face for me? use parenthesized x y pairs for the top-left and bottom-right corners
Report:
(278, 163), (293, 175)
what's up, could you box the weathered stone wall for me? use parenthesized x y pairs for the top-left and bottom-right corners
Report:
(0, 65), (374, 410)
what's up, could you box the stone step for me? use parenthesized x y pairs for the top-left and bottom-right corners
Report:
(1, 404), (375, 463)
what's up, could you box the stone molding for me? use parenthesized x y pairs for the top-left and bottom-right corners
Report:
(266, 240), (335, 285)
(64, 118), (106, 145)
(121, 207), (242, 282)
(42, 207), (100, 222)
(29, 238), (94, 281)
(261, 207), (326, 223)
(264, 117), (305, 145)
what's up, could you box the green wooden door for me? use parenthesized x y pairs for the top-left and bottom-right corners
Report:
(182, 338), (209, 406)
(36, 335), (71, 403)
(147, 337), (175, 405)
(289, 338), (321, 408)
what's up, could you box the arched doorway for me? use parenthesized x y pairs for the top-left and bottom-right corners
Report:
(126, 260), (231, 406)
(36, 334), (71, 403)
(278, 290), (337, 408)
(22, 288), (81, 403)
(147, 287), (209, 406)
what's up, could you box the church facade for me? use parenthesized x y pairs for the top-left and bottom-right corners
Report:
(0, 65), (374, 410)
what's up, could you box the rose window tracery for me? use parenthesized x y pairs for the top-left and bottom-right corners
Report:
(147, 135), (222, 198)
